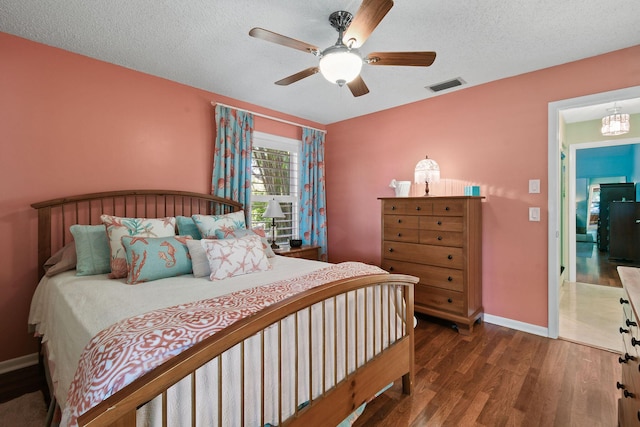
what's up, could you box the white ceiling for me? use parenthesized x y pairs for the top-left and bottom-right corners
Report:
(1, 0), (639, 124)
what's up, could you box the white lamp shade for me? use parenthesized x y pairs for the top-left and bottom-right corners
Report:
(319, 45), (363, 85)
(414, 158), (441, 183)
(264, 199), (285, 219)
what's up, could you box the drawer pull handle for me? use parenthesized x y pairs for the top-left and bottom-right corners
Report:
(621, 327), (630, 334)
(447, 298), (453, 303)
(437, 220), (442, 226)
(625, 390), (635, 399)
(437, 236), (443, 240)
(447, 255), (453, 260)
(397, 219), (402, 224)
(627, 319), (637, 327)
(391, 206), (396, 210)
(416, 206), (421, 211)
(447, 276), (453, 282)
(389, 266), (394, 271)
(621, 297), (630, 305)
(445, 206), (450, 211)
(619, 353), (635, 363)
(632, 337), (640, 347)
(397, 233), (402, 237)
(388, 248), (394, 252)
(618, 381), (626, 390)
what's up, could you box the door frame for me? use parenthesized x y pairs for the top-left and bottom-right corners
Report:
(547, 85), (640, 338)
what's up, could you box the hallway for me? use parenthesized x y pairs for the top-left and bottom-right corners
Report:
(560, 239), (635, 353)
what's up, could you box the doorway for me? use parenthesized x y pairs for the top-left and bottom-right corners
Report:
(547, 85), (640, 341)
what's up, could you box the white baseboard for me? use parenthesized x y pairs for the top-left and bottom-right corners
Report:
(484, 314), (549, 337)
(0, 353), (39, 375)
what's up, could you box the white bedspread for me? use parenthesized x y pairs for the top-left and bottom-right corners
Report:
(28, 255), (327, 411)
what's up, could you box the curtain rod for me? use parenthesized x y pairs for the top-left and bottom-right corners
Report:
(212, 101), (327, 134)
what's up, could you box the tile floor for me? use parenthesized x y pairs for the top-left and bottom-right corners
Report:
(559, 280), (623, 353)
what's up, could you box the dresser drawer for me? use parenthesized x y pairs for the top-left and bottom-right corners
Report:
(620, 358), (640, 424)
(384, 227), (419, 243)
(419, 230), (463, 247)
(415, 285), (465, 315)
(382, 200), (433, 215)
(383, 241), (464, 269)
(384, 215), (419, 229)
(381, 259), (464, 292)
(419, 215), (464, 232)
(432, 200), (465, 216)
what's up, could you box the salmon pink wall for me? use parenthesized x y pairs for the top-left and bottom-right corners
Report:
(325, 45), (640, 328)
(0, 32), (324, 363)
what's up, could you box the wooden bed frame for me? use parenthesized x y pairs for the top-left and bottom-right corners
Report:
(32, 190), (416, 427)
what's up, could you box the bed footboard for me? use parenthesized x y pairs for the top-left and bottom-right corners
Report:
(78, 273), (417, 427)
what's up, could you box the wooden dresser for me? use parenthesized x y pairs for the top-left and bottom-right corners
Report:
(379, 196), (483, 334)
(617, 266), (640, 426)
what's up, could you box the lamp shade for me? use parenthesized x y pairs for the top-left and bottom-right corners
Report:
(414, 157), (440, 184)
(263, 199), (285, 219)
(319, 45), (363, 86)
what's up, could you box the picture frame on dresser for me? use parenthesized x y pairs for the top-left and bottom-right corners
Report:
(379, 196), (484, 334)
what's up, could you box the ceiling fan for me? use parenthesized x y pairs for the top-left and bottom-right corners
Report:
(249, 0), (436, 97)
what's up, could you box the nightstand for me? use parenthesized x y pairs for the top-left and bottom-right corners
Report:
(274, 245), (321, 261)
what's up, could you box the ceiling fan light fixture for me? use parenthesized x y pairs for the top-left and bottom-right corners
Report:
(319, 46), (363, 86)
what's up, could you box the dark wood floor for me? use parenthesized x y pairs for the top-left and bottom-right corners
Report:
(0, 319), (619, 426)
(354, 315), (619, 427)
(575, 241), (637, 287)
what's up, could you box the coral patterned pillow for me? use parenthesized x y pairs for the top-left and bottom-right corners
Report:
(202, 234), (271, 280)
(214, 226), (276, 258)
(192, 211), (246, 239)
(121, 236), (192, 284)
(100, 215), (176, 279)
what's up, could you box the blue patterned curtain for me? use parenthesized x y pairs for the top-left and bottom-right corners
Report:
(213, 105), (254, 216)
(300, 128), (327, 261)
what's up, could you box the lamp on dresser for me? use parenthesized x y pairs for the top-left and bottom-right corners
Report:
(263, 199), (285, 249)
(414, 156), (440, 196)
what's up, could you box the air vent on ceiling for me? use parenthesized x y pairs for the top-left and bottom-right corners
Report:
(427, 77), (466, 93)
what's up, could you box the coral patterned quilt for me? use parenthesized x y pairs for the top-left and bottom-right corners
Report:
(62, 262), (386, 427)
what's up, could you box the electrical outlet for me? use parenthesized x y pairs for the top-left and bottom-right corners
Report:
(529, 207), (540, 222)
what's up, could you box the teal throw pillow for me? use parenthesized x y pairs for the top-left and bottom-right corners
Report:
(70, 224), (111, 276)
(121, 235), (193, 284)
(192, 211), (246, 239)
(176, 216), (202, 239)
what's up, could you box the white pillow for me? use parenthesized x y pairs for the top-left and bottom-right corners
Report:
(186, 239), (211, 278)
(202, 235), (271, 280)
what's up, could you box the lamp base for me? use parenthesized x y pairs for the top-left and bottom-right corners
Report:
(270, 242), (280, 249)
(423, 181), (431, 197)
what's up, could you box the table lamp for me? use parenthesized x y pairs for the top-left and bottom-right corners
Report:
(414, 156), (440, 196)
(263, 199), (285, 249)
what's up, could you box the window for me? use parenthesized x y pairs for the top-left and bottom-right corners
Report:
(251, 132), (299, 244)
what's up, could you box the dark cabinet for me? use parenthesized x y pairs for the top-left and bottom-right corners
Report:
(609, 202), (640, 262)
(597, 183), (635, 252)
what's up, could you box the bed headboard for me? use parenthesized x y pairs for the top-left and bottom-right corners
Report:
(31, 190), (243, 279)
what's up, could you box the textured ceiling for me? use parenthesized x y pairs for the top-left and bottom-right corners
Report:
(1, 0), (639, 124)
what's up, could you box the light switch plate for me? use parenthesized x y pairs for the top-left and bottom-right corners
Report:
(529, 207), (540, 221)
(529, 179), (540, 194)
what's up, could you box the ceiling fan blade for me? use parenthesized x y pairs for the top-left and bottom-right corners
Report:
(366, 51), (437, 67)
(347, 75), (370, 97)
(343, 0), (394, 48)
(249, 28), (319, 54)
(275, 67), (319, 86)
